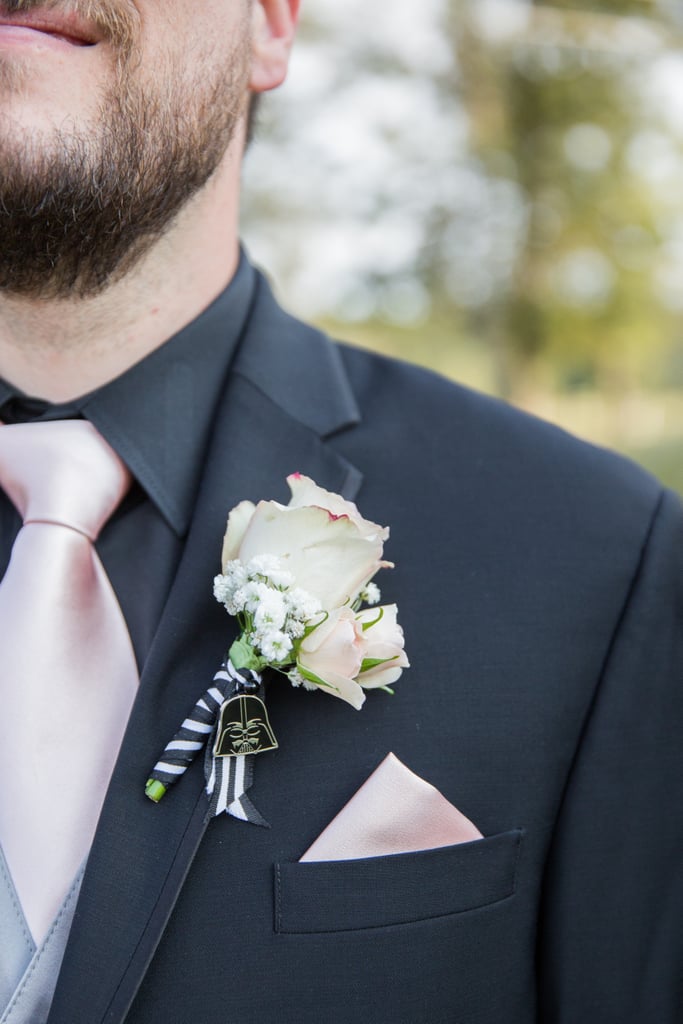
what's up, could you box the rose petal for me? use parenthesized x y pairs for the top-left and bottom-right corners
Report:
(221, 500), (256, 568)
(356, 603), (409, 688)
(356, 604), (403, 644)
(358, 662), (407, 689)
(287, 474), (389, 542)
(299, 608), (364, 680)
(304, 669), (366, 710)
(237, 502), (387, 608)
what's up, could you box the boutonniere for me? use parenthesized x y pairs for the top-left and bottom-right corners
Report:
(145, 474), (408, 825)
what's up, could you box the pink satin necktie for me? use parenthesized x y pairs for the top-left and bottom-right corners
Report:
(0, 420), (139, 944)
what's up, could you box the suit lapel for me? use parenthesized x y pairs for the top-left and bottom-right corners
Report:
(47, 278), (362, 1024)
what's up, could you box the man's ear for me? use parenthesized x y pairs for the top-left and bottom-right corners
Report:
(249, 0), (301, 94)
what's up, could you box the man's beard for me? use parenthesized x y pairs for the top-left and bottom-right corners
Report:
(0, 1), (250, 300)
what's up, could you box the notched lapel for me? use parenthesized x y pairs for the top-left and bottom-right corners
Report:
(48, 289), (363, 1024)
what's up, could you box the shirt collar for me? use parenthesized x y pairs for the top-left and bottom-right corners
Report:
(0, 251), (257, 536)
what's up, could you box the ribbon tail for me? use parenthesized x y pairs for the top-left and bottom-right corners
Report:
(204, 745), (270, 828)
(227, 792), (270, 829)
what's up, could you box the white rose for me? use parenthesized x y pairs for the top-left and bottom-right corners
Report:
(286, 474), (385, 541)
(221, 474), (391, 610)
(296, 608), (366, 710)
(356, 604), (409, 689)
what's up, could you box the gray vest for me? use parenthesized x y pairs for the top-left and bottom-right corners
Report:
(0, 849), (83, 1024)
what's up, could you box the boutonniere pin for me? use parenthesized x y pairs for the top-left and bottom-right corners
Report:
(145, 474), (408, 825)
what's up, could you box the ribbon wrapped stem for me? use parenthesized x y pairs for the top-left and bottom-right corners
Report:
(145, 660), (268, 826)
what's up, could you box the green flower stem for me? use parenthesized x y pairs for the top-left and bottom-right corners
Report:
(145, 779), (168, 803)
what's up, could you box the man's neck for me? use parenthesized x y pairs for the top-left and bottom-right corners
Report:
(0, 156), (242, 403)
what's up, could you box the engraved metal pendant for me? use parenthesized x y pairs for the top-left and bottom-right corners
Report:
(213, 694), (279, 757)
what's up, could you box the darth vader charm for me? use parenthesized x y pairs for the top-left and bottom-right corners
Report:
(213, 694), (279, 757)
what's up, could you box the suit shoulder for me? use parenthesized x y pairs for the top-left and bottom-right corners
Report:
(334, 341), (666, 534)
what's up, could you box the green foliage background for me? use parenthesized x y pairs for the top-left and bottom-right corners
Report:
(243, 0), (683, 494)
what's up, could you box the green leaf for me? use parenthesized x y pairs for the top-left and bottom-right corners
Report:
(297, 665), (340, 693)
(302, 610), (329, 639)
(360, 655), (398, 673)
(361, 607), (384, 631)
(229, 635), (264, 672)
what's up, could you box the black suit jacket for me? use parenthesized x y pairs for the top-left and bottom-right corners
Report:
(46, 274), (683, 1024)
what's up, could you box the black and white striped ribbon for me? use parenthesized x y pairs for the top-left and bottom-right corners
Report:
(148, 659), (269, 826)
(203, 733), (269, 826)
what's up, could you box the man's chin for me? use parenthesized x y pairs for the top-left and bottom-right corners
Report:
(0, 47), (29, 85)
(0, 24), (249, 303)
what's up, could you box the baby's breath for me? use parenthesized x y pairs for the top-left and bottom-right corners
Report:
(215, 544), (397, 702)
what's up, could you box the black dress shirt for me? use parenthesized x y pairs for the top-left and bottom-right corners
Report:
(0, 253), (257, 672)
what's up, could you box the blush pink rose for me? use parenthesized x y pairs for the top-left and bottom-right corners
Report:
(297, 608), (366, 709)
(356, 604), (409, 690)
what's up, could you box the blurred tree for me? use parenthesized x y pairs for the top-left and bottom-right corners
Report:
(242, 0), (683, 400)
(445, 1), (683, 396)
(541, 0), (664, 15)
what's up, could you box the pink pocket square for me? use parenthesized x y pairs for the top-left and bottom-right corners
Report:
(300, 752), (483, 862)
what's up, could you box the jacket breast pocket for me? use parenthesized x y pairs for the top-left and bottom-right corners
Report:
(274, 828), (523, 934)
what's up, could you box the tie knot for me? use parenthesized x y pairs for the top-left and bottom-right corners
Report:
(0, 420), (132, 540)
